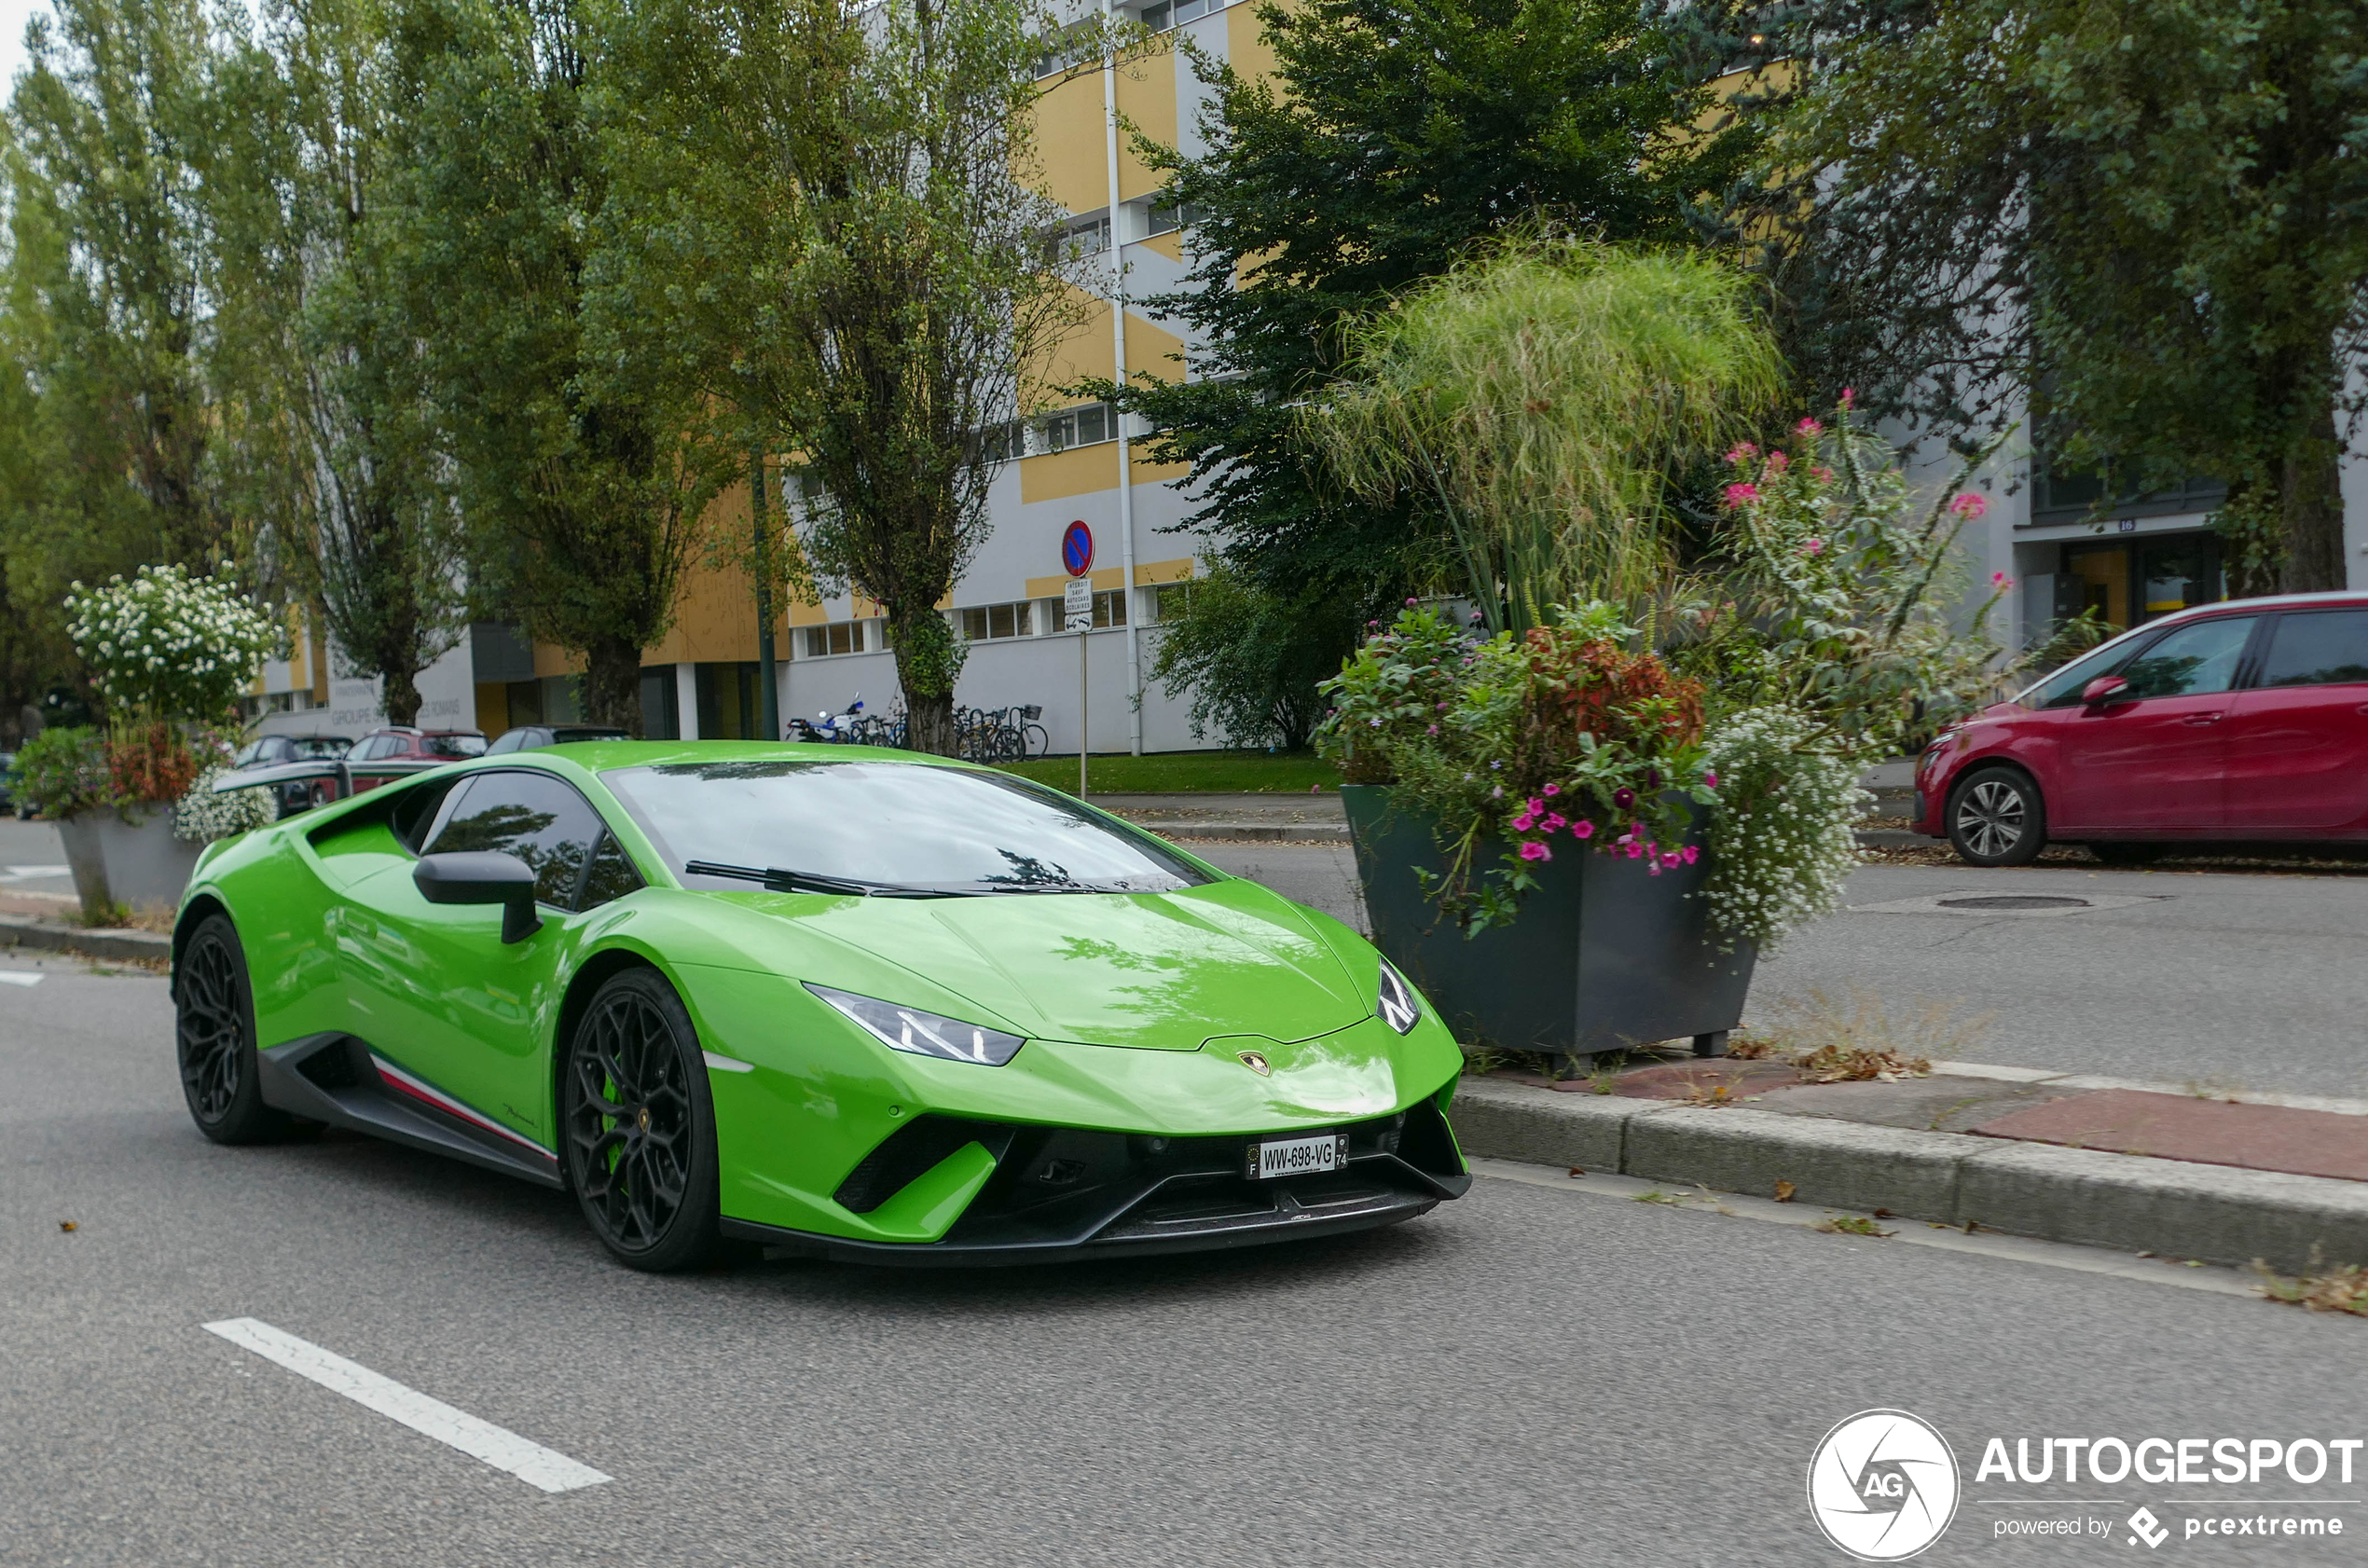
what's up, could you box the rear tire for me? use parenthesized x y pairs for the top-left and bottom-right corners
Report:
(175, 915), (293, 1144)
(1948, 766), (2046, 867)
(560, 969), (723, 1272)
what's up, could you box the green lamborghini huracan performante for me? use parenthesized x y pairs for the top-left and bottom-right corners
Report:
(172, 744), (1469, 1270)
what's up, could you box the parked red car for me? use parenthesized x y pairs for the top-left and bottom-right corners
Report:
(1916, 591), (2368, 865)
(344, 726), (487, 792)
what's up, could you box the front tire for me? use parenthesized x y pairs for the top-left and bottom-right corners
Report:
(175, 915), (293, 1144)
(560, 969), (723, 1272)
(1948, 765), (2046, 867)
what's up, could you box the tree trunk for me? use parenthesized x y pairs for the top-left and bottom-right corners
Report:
(381, 665), (423, 728)
(888, 601), (965, 756)
(2279, 408), (2347, 594)
(582, 635), (646, 736)
(903, 687), (957, 755)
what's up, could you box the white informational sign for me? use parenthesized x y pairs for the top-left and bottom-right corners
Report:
(1064, 576), (1093, 633)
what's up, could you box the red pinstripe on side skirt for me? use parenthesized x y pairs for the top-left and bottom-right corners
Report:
(370, 1053), (556, 1161)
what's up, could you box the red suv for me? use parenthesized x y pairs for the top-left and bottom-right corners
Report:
(1916, 592), (2368, 865)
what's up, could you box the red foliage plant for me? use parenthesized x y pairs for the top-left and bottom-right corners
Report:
(107, 722), (204, 805)
(1521, 626), (1704, 759)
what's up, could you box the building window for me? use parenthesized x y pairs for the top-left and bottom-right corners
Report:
(2030, 452), (2226, 527)
(1141, 0), (1220, 31)
(1037, 402), (1114, 454)
(695, 661), (765, 739)
(1042, 214), (1110, 264)
(1150, 582), (1193, 623)
(1144, 200), (1205, 238)
(1093, 588), (1127, 629)
(639, 667), (680, 740)
(804, 621), (869, 657)
(959, 601), (1036, 640)
(1031, 21), (1100, 77)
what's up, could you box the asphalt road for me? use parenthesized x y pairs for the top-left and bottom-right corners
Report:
(7, 957), (2366, 1567)
(1194, 843), (2368, 1101)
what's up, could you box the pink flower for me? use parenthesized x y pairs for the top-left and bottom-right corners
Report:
(1572, 820), (1595, 840)
(1810, 465), (1836, 483)
(1797, 417), (1824, 435)
(1662, 851), (1683, 868)
(1726, 442), (1758, 464)
(1617, 832), (1633, 846)
(1425, 723), (1439, 735)
(1950, 491), (1988, 520)
(1518, 841), (1551, 862)
(1542, 782), (1560, 797)
(1801, 538), (1825, 557)
(1646, 860), (1662, 876)
(1405, 596), (1417, 606)
(1681, 845), (1700, 865)
(1544, 812), (1567, 831)
(1991, 571), (2010, 589)
(1703, 769), (1718, 788)
(1723, 481), (1760, 509)
(1840, 387), (1855, 407)
(1766, 450), (1789, 473)
(1626, 843), (1645, 860)
(1510, 812), (1536, 832)
(1526, 797), (1544, 814)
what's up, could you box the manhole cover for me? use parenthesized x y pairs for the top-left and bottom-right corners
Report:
(1935, 894), (2091, 911)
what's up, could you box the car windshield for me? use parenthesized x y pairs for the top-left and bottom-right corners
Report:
(604, 759), (1214, 896)
(426, 734), (488, 758)
(2018, 632), (2149, 708)
(292, 737), (351, 761)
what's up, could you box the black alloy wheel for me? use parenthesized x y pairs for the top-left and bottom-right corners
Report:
(174, 915), (291, 1143)
(1948, 766), (2047, 867)
(561, 969), (722, 1272)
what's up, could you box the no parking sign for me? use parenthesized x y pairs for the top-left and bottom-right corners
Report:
(1061, 520), (1095, 577)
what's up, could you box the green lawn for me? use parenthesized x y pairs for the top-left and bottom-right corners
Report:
(991, 750), (1342, 794)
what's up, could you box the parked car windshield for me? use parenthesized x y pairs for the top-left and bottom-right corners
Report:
(292, 736), (351, 761)
(2020, 632), (2149, 708)
(603, 759), (1213, 895)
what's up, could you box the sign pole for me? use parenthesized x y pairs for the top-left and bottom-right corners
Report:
(1063, 571), (1094, 798)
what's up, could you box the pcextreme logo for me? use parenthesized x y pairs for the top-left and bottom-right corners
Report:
(1808, 1410), (1962, 1561)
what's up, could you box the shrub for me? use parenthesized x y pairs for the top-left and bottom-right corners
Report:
(174, 768), (278, 843)
(12, 726), (114, 818)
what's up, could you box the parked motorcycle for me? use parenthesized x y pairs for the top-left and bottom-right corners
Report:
(787, 695), (864, 743)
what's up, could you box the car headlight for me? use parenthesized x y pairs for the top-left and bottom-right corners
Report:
(806, 983), (1026, 1066)
(1376, 958), (1420, 1035)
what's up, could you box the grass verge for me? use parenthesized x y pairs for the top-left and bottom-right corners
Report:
(993, 750), (1342, 794)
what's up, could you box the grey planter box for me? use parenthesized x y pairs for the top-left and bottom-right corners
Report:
(1342, 784), (1755, 1066)
(58, 808), (202, 921)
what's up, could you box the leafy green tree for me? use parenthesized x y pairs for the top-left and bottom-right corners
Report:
(1, 0), (240, 619)
(590, 0), (1074, 754)
(1090, 0), (1757, 737)
(1747, 0), (2368, 593)
(386, 0), (733, 730)
(208, 0), (462, 725)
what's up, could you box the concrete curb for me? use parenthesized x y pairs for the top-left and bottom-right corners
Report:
(1450, 1077), (2368, 1274)
(1150, 823), (1351, 843)
(0, 913), (173, 965)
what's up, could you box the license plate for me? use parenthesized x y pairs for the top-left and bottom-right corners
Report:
(1248, 1132), (1349, 1180)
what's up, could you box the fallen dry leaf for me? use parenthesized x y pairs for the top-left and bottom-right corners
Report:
(1772, 1180), (1797, 1203)
(1567, 1166), (1585, 1177)
(58, 1221), (76, 1232)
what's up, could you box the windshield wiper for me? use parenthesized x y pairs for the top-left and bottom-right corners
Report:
(684, 860), (969, 899)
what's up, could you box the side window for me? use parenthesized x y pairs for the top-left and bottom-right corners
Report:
(423, 771), (604, 909)
(389, 777), (464, 852)
(2114, 616), (2257, 700)
(2259, 611), (2368, 689)
(579, 832), (645, 911)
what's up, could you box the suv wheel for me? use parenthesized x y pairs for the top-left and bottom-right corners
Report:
(1948, 766), (2046, 867)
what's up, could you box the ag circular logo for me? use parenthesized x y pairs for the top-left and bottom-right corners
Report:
(1807, 1410), (1961, 1561)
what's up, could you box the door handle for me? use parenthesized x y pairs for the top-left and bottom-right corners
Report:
(2181, 712), (2224, 725)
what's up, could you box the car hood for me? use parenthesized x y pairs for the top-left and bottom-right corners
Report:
(702, 880), (1372, 1051)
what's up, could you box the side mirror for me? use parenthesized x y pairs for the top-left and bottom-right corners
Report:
(413, 851), (543, 943)
(2081, 675), (2131, 706)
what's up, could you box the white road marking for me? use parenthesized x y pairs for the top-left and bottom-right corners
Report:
(200, 1318), (611, 1492)
(1470, 1158), (2260, 1300)
(0, 971), (42, 987)
(1, 864), (71, 881)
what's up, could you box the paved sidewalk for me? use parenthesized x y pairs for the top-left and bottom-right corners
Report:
(1490, 1055), (2368, 1187)
(1454, 1055), (2368, 1272)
